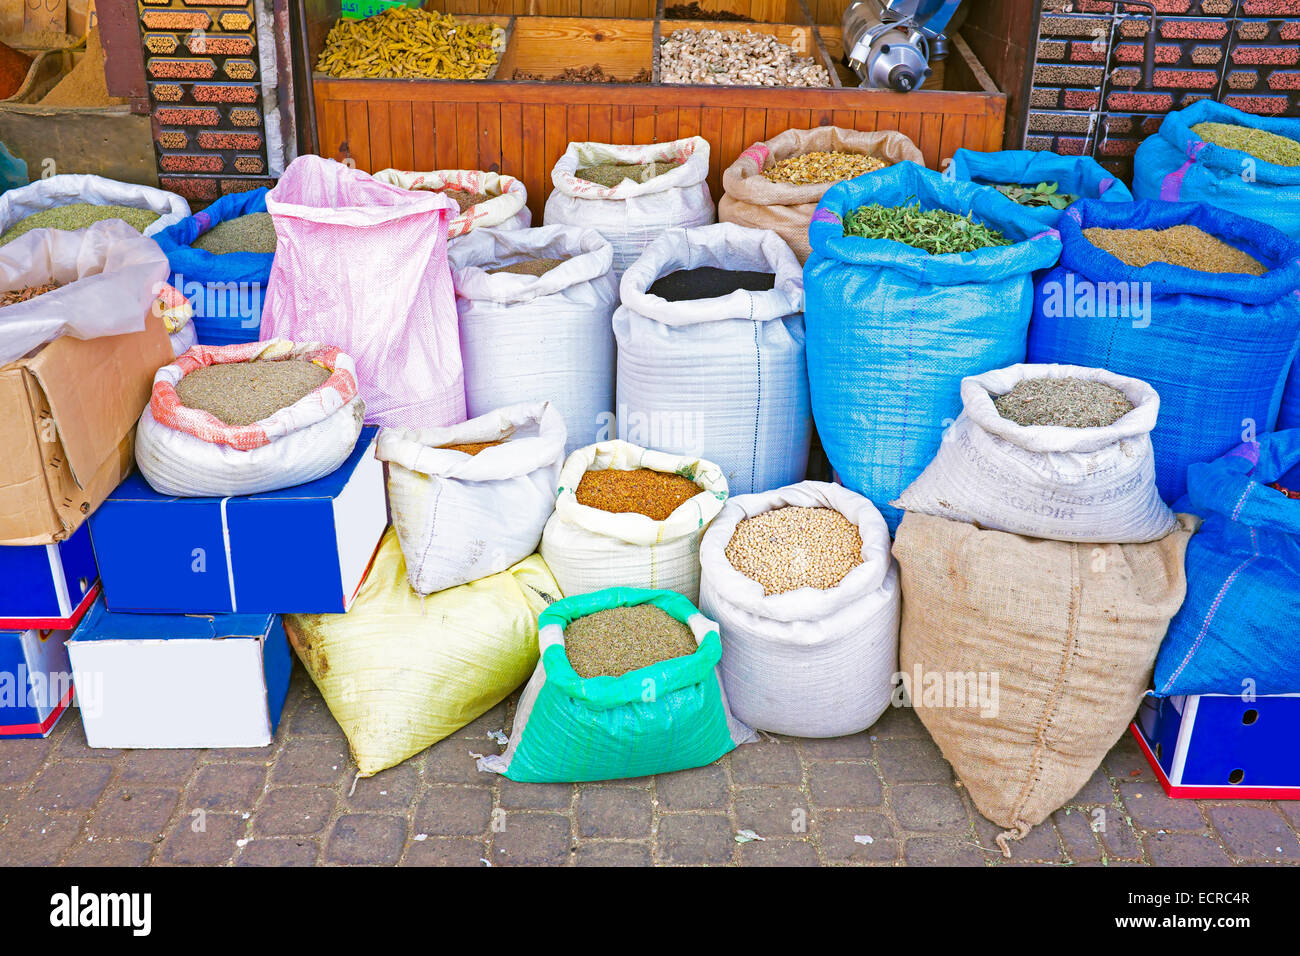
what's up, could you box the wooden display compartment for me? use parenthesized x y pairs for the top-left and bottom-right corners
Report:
(657, 21), (841, 87)
(660, 0), (807, 23)
(497, 17), (655, 81)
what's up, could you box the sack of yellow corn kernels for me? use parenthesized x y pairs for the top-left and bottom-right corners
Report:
(719, 126), (924, 263)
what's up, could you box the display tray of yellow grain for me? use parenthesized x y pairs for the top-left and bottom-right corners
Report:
(315, 8), (508, 81)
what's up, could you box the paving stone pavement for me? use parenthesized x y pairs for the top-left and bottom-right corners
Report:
(2, 665), (1298, 867)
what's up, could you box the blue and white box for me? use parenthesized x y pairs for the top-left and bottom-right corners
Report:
(88, 427), (386, 614)
(1133, 693), (1300, 800)
(0, 522), (99, 630)
(0, 627), (74, 738)
(67, 597), (292, 748)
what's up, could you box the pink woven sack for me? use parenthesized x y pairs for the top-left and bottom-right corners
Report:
(261, 155), (466, 429)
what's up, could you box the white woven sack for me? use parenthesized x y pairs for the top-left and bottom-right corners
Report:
(543, 137), (715, 277)
(539, 439), (728, 602)
(894, 363), (1178, 543)
(377, 401), (568, 595)
(615, 222), (811, 496)
(699, 481), (900, 738)
(135, 341), (365, 497)
(0, 173), (190, 237)
(371, 168), (530, 237)
(449, 226), (618, 456)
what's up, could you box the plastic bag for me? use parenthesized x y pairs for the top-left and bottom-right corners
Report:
(372, 168), (530, 238)
(719, 126), (925, 262)
(449, 225), (618, 455)
(805, 161), (1062, 532)
(699, 481), (900, 738)
(615, 221), (811, 496)
(894, 363), (1177, 542)
(0, 173), (190, 239)
(543, 137), (715, 277)
(0, 219), (169, 366)
(377, 401), (567, 595)
(1028, 199), (1300, 503)
(1133, 100), (1300, 236)
(151, 187), (274, 346)
(946, 148), (1132, 229)
(478, 587), (755, 783)
(135, 339), (365, 497)
(261, 155), (465, 429)
(285, 529), (559, 777)
(539, 439), (728, 603)
(1154, 434), (1300, 697)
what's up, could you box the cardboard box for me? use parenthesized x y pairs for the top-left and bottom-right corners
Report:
(0, 309), (173, 546)
(0, 520), (99, 629)
(0, 626), (74, 738)
(67, 598), (291, 748)
(1132, 694), (1300, 800)
(89, 427), (386, 614)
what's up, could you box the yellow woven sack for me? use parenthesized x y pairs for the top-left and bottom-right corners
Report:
(284, 527), (561, 776)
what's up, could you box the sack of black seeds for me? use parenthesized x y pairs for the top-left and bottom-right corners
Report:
(135, 338), (365, 497)
(894, 364), (1177, 543)
(377, 401), (567, 595)
(615, 221), (811, 496)
(544, 137), (715, 277)
(477, 587), (755, 783)
(449, 225), (618, 455)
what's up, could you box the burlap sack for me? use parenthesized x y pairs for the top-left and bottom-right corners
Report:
(892, 511), (1196, 855)
(719, 126), (925, 263)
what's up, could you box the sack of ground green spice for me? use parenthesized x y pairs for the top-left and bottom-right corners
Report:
(372, 168), (529, 238)
(0, 218), (170, 365)
(0, 173), (189, 243)
(805, 161), (1062, 533)
(616, 222), (810, 496)
(946, 148), (1132, 229)
(134, 338), (365, 497)
(698, 481), (900, 738)
(893, 510), (1195, 855)
(720, 126), (924, 264)
(449, 225), (617, 455)
(152, 187), (275, 346)
(543, 137), (715, 278)
(478, 587), (755, 782)
(261, 155), (465, 429)
(1154, 433), (1300, 698)
(1028, 199), (1300, 503)
(894, 364), (1177, 543)
(539, 439), (728, 602)
(1133, 100), (1300, 236)
(286, 528), (558, 777)
(377, 401), (566, 595)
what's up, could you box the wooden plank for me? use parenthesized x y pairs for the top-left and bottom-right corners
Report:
(434, 102), (459, 169)
(500, 101), (524, 180)
(741, 107), (766, 154)
(412, 100), (436, 170)
(321, 98), (347, 163)
(918, 110), (943, 170)
(456, 101), (479, 170)
(479, 101), (503, 173)
(763, 109), (788, 141)
(588, 103), (613, 144)
(898, 110), (923, 159)
(873, 110), (897, 131)
(937, 114), (966, 170)
(344, 99), (370, 171)
(611, 103), (635, 142)
(389, 101), (414, 171)
(545, 103), (568, 181)
(566, 103), (589, 151)
(655, 105), (678, 144)
(522, 102), (547, 220)
(701, 105), (723, 190)
(632, 104), (654, 142)
(677, 104), (701, 142)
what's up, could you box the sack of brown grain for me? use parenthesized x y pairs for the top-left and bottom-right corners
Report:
(891, 511), (1195, 855)
(719, 126), (924, 263)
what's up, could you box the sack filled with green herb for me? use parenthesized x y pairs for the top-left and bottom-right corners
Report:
(947, 148), (1131, 229)
(804, 161), (1062, 532)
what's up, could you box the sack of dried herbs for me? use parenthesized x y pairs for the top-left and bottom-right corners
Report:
(372, 168), (530, 238)
(135, 338), (365, 497)
(895, 363), (1177, 543)
(377, 401), (567, 595)
(947, 148), (1132, 229)
(719, 126), (924, 263)
(894, 510), (1196, 856)
(478, 587), (756, 783)
(1133, 100), (1300, 236)
(804, 161), (1062, 533)
(539, 439), (728, 603)
(1028, 198), (1300, 503)
(0, 172), (189, 243)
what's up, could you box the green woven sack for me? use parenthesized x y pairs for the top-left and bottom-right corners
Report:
(478, 587), (754, 783)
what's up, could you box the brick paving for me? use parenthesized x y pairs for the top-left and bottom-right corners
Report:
(2, 665), (1298, 867)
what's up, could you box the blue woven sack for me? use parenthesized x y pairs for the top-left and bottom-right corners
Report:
(1132, 100), (1300, 236)
(1153, 431), (1300, 697)
(152, 187), (274, 345)
(804, 161), (1062, 532)
(1282, 368), (1300, 431)
(947, 148), (1132, 229)
(1027, 198), (1300, 503)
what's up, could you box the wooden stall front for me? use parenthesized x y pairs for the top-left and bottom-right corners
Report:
(304, 0), (1006, 222)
